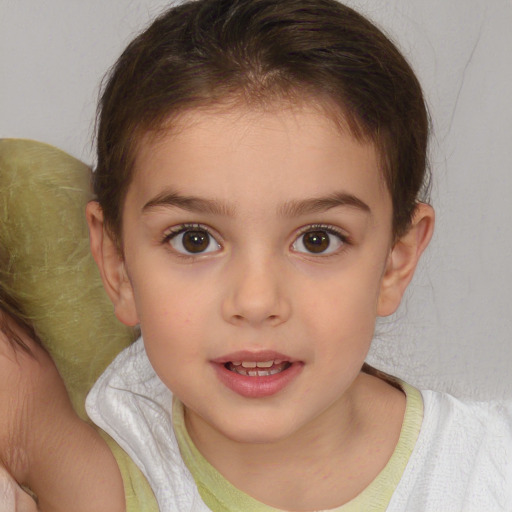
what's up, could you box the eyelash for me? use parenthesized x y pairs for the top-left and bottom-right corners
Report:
(292, 224), (350, 255)
(297, 223), (348, 238)
(162, 223), (221, 256)
(162, 223), (212, 240)
(161, 223), (350, 257)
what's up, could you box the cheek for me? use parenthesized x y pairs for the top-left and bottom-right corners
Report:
(131, 258), (214, 321)
(297, 267), (383, 351)
(139, 294), (208, 347)
(132, 265), (223, 364)
(139, 292), (207, 392)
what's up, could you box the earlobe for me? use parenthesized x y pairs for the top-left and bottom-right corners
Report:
(85, 201), (139, 326)
(377, 203), (435, 317)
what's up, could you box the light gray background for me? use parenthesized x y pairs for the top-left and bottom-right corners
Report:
(1, 0), (511, 399)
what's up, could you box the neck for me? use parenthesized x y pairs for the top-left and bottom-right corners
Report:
(185, 372), (405, 511)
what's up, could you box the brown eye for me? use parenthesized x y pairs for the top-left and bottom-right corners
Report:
(183, 230), (210, 252)
(292, 227), (345, 255)
(303, 231), (330, 253)
(168, 227), (220, 255)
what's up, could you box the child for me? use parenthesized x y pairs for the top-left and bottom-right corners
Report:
(0, 307), (125, 510)
(82, 0), (512, 510)
(0, 304), (39, 511)
(3, 0), (512, 510)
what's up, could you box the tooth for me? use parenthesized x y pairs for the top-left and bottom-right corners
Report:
(248, 370), (258, 376)
(274, 359), (283, 365)
(241, 361), (257, 368)
(232, 361), (242, 366)
(270, 368), (281, 375)
(256, 361), (273, 368)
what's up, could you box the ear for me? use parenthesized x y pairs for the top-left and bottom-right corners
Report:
(377, 203), (435, 317)
(85, 201), (139, 326)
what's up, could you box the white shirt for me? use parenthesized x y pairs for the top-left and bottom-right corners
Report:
(87, 338), (512, 511)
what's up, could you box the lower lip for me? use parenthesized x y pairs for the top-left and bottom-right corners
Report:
(212, 362), (303, 398)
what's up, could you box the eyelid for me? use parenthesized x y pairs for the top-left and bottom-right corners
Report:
(296, 223), (347, 236)
(291, 223), (350, 256)
(295, 223), (349, 241)
(163, 222), (212, 238)
(162, 223), (222, 255)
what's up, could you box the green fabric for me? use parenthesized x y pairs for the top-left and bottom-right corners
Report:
(0, 139), (157, 511)
(102, 433), (158, 512)
(173, 381), (423, 512)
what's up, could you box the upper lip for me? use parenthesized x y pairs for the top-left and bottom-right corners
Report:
(212, 350), (297, 364)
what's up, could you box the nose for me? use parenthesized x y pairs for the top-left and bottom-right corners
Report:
(221, 253), (291, 327)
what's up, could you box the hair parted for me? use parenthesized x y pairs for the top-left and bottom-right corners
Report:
(94, 0), (430, 242)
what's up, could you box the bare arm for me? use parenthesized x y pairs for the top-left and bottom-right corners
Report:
(0, 315), (125, 512)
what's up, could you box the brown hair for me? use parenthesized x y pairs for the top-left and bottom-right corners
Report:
(94, 0), (430, 242)
(0, 290), (40, 352)
(0, 228), (37, 350)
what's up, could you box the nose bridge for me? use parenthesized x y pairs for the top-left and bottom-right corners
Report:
(222, 246), (290, 326)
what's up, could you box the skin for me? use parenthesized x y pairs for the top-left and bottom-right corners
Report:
(0, 465), (37, 512)
(88, 102), (434, 510)
(0, 314), (125, 512)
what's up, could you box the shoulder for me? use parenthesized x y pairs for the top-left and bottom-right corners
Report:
(86, 336), (173, 448)
(86, 336), (165, 424)
(392, 389), (512, 510)
(0, 317), (56, 481)
(0, 313), (81, 485)
(0, 314), (125, 511)
(420, 390), (512, 472)
(421, 390), (512, 440)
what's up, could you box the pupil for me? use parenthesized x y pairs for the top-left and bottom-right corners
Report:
(183, 230), (209, 253)
(304, 231), (329, 253)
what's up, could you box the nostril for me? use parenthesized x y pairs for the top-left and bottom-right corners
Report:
(230, 313), (281, 324)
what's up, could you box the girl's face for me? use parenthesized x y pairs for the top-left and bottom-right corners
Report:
(116, 104), (398, 444)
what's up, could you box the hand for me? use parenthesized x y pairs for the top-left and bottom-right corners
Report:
(0, 465), (38, 512)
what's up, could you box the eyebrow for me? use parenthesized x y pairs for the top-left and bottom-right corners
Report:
(142, 189), (370, 217)
(142, 190), (236, 216)
(278, 192), (371, 217)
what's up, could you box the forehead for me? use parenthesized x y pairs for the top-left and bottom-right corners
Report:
(127, 103), (390, 219)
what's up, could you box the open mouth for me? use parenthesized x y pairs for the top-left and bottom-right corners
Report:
(214, 356), (302, 397)
(224, 360), (292, 377)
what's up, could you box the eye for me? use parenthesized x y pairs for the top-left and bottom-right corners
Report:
(292, 226), (346, 255)
(165, 225), (221, 255)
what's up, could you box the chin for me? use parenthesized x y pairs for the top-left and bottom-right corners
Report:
(215, 414), (304, 445)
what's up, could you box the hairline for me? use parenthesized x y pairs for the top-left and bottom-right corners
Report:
(105, 89), (392, 249)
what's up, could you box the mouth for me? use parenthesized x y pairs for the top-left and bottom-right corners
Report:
(212, 352), (302, 398)
(224, 360), (292, 377)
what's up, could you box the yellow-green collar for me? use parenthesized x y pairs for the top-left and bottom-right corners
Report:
(173, 381), (423, 512)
